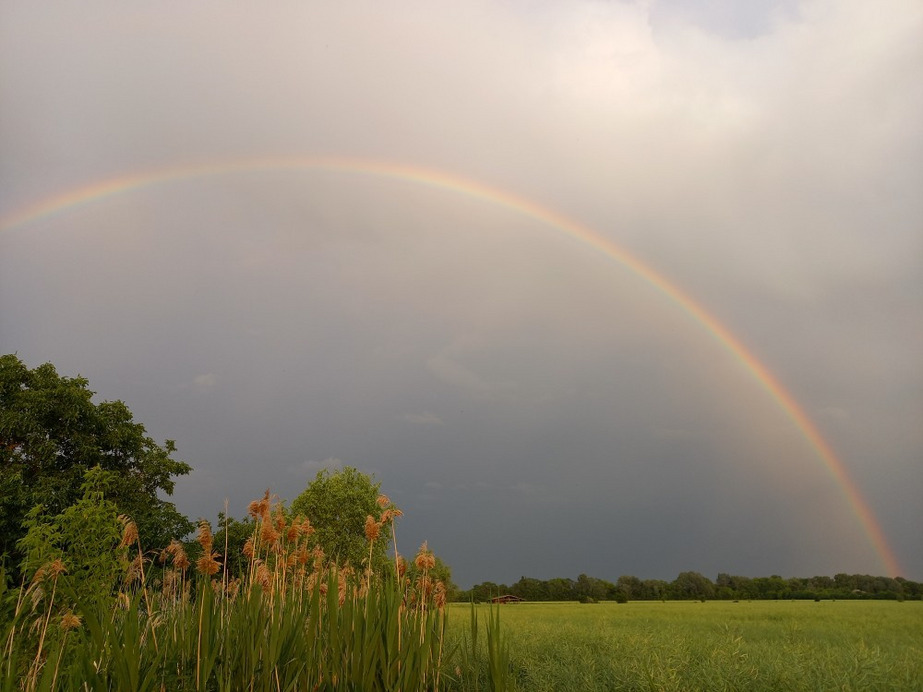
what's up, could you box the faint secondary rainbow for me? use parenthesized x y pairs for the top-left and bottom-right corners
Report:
(0, 155), (904, 577)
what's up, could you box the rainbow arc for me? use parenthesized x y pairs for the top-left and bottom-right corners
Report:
(0, 155), (903, 577)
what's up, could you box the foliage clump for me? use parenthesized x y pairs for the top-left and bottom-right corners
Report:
(0, 354), (192, 578)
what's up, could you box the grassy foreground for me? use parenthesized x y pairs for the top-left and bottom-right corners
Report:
(446, 600), (923, 691)
(2, 482), (513, 691)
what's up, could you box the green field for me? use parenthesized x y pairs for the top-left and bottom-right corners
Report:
(447, 600), (923, 691)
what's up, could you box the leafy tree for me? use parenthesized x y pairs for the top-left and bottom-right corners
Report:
(546, 577), (576, 601)
(510, 576), (549, 601)
(575, 573), (611, 602)
(0, 354), (193, 575)
(289, 466), (390, 571)
(616, 574), (643, 601)
(18, 466), (125, 602)
(465, 581), (505, 603)
(670, 571), (715, 600)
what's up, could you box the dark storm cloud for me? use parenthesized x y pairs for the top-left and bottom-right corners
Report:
(1, 0), (920, 585)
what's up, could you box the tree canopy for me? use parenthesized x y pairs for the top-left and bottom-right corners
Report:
(0, 354), (193, 573)
(289, 466), (391, 571)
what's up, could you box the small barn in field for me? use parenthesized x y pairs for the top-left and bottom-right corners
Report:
(490, 595), (524, 604)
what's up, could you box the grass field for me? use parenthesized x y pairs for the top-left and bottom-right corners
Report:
(446, 600), (923, 691)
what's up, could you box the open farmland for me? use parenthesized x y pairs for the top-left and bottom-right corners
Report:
(446, 600), (923, 691)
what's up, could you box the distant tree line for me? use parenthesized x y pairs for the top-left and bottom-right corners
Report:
(1, 354), (914, 609)
(459, 571), (923, 603)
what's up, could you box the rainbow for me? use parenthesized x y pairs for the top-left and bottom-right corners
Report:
(0, 155), (904, 577)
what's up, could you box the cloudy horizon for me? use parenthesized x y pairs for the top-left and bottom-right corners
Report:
(1, 0), (920, 587)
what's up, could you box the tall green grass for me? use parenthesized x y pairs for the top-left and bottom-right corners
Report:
(446, 600), (923, 691)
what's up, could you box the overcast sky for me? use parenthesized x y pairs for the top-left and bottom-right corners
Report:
(1, 0), (920, 587)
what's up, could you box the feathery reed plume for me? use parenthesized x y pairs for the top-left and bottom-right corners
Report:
(197, 551), (222, 577)
(300, 517), (315, 538)
(248, 489), (271, 520)
(286, 521), (300, 544)
(169, 540), (191, 571)
(434, 580), (447, 612)
(365, 515), (381, 542)
(59, 611), (81, 632)
(260, 520), (280, 547)
(197, 520), (213, 553)
(312, 546), (325, 570)
(119, 517), (139, 548)
(47, 558), (67, 578)
(414, 542), (435, 571)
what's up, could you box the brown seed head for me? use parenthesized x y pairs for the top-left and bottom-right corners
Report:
(286, 523), (299, 543)
(260, 521), (279, 546)
(196, 521), (213, 552)
(174, 551), (190, 571)
(47, 558), (67, 577)
(196, 551), (221, 577)
(242, 537), (255, 559)
(414, 542), (435, 571)
(60, 611), (82, 632)
(258, 490), (272, 521)
(120, 519), (139, 548)
(364, 515), (381, 542)
(434, 580), (447, 610)
(168, 540), (190, 571)
(301, 518), (315, 538)
(376, 494), (390, 508)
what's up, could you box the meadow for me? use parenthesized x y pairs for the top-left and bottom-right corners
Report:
(447, 600), (923, 691)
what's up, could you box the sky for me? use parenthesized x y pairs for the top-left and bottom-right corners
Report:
(1, 0), (920, 588)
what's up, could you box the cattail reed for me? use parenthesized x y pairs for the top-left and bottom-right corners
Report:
(7, 485), (461, 692)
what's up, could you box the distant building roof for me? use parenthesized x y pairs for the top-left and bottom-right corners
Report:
(490, 594), (524, 603)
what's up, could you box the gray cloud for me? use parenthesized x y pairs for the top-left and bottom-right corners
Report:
(1, 0), (920, 585)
